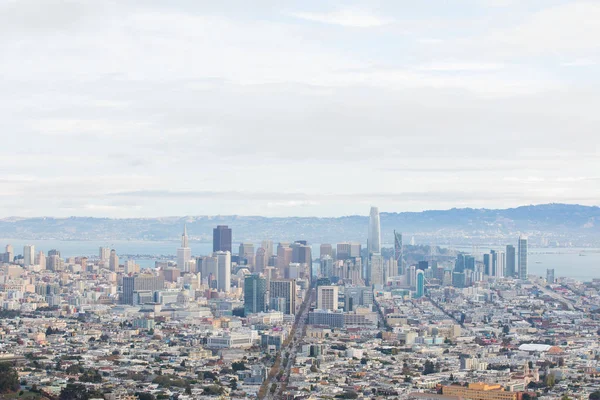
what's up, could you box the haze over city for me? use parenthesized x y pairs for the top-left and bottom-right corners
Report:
(2, 0), (600, 217)
(2, 2), (600, 400)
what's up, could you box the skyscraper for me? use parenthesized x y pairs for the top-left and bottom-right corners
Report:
(35, 251), (46, 270)
(239, 243), (255, 267)
(506, 245), (516, 277)
(213, 225), (232, 253)
(518, 236), (528, 280)
(369, 253), (384, 287)
(261, 240), (274, 260)
(317, 286), (339, 311)
(4, 244), (14, 263)
(215, 251), (231, 292)
(394, 230), (403, 274)
(269, 279), (297, 315)
(23, 245), (35, 266)
(415, 270), (425, 298)
(109, 249), (119, 272)
(255, 247), (267, 273)
(546, 268), (555, 284)
(320, 244), (333, 259)
(495, 251), (505, 278)
(244, 274), (266, 315)
(368, 206), (381, 254)
(99, 247), (110, 261)
(177, 224), (192, 271)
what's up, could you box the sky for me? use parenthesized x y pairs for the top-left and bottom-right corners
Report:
(1, 0), (599, 218)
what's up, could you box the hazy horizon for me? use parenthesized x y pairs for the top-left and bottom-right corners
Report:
(0, 202), (598, 220)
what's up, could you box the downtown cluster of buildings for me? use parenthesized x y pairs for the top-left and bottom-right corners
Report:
(0, 208), (600, 399)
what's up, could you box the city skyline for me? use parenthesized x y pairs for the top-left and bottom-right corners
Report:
(2, 1), (599, 217)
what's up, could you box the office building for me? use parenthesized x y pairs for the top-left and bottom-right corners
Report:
(506, 245), (516, 277)
(213, 225), (232, 253)
(239, 243), (255, 267)
(415, 270), (425, 298)
(4, 244), (14, 263)
(483, 253), (492, 276)
(122, 274), (165, 305)
(255, 247), (267, 273)
(269, 279), (296, 315)
(518, 236), (528, 280)
(177, 224), (192, 271)
(46, 255), (63, 272)
(35, 251), (46, 270)
(368, 206), (381, 254)
(23, 245), (35, 266)
(495, 250), (505, 278)
(546, 268), (555, 284)
(215, 251), (231, 292)
(109, 249), (119, 272)
(394, 231), (403, 274)
(317, 285), (339, 311)
(261, 240), (274, 259)
(320, 243), (333, 259)
(369, 253), (384, 287)
(320, 256), (334, 278)
(99, 247), (110, 261)
(276, 243), (292, 270)
(244, 274), (267, 315)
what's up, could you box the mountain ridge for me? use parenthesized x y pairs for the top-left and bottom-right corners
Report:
(1, 203), (599, 246)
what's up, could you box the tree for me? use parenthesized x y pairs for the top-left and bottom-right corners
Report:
(135, 393), (156, 400)
(59, 383), (102, 400)
(590, 392), (600, 400)
(231, 361), (247, 371)
(423, 360), (436, 375)
(0, 363), (20, 393)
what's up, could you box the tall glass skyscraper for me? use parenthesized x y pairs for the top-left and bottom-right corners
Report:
(415, 270), (425, 298)
(244, 274), (266, 315)
(368, 206), (381, 254)
(213, 225), (232, 253)
(506, 245), (516, 277)
(518, 236), (528, 280)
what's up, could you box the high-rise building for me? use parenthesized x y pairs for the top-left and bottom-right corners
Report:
(276, 243), (292, 270)
(546, 268), (555, 284)
(4, 244), (14, 263)
(483, 253), (492, 276)
(109, 249), (119, 272)
(369, 253), (384, 287)
(407, 265), (417, 288)
(464, 255), (476, 271)
(261, 240), (274, 260)
(455, 254), (466, 273)
(320, 256), (334, 278)
(215, 251), (231, 292)
(415, 270), (425, 298)
(495, 251), (505, 278)
(35, 251), (46, 270)
(317, 285), (339, 311)
(269, 279), (297, 315)
(177, 224), (192, 271)
(122, 274), (165, 305)
(244, 274), (266, 315)
(47, 255), (63, 271)
(48, 249), (61, 257)
(23, 245), (35, 266)
(255, 248), (267, 273)
(320, 244), (333, 259)
(213, 225), (232, 253)
(518, 236), (528, 280)
(99, 247), (111, 261)
(506, 245), (516, 277)
(394, 231), (403, 274)
(239, 243), (255, 267)
(368, 206), (381, 254)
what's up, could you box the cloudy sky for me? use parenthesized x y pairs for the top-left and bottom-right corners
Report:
(1, 0), (599, 217)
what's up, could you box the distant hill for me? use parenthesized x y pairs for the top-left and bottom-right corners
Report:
(0, 203), (599, 246)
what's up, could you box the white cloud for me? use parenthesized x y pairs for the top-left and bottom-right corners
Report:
(287, 9), (392, 28)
